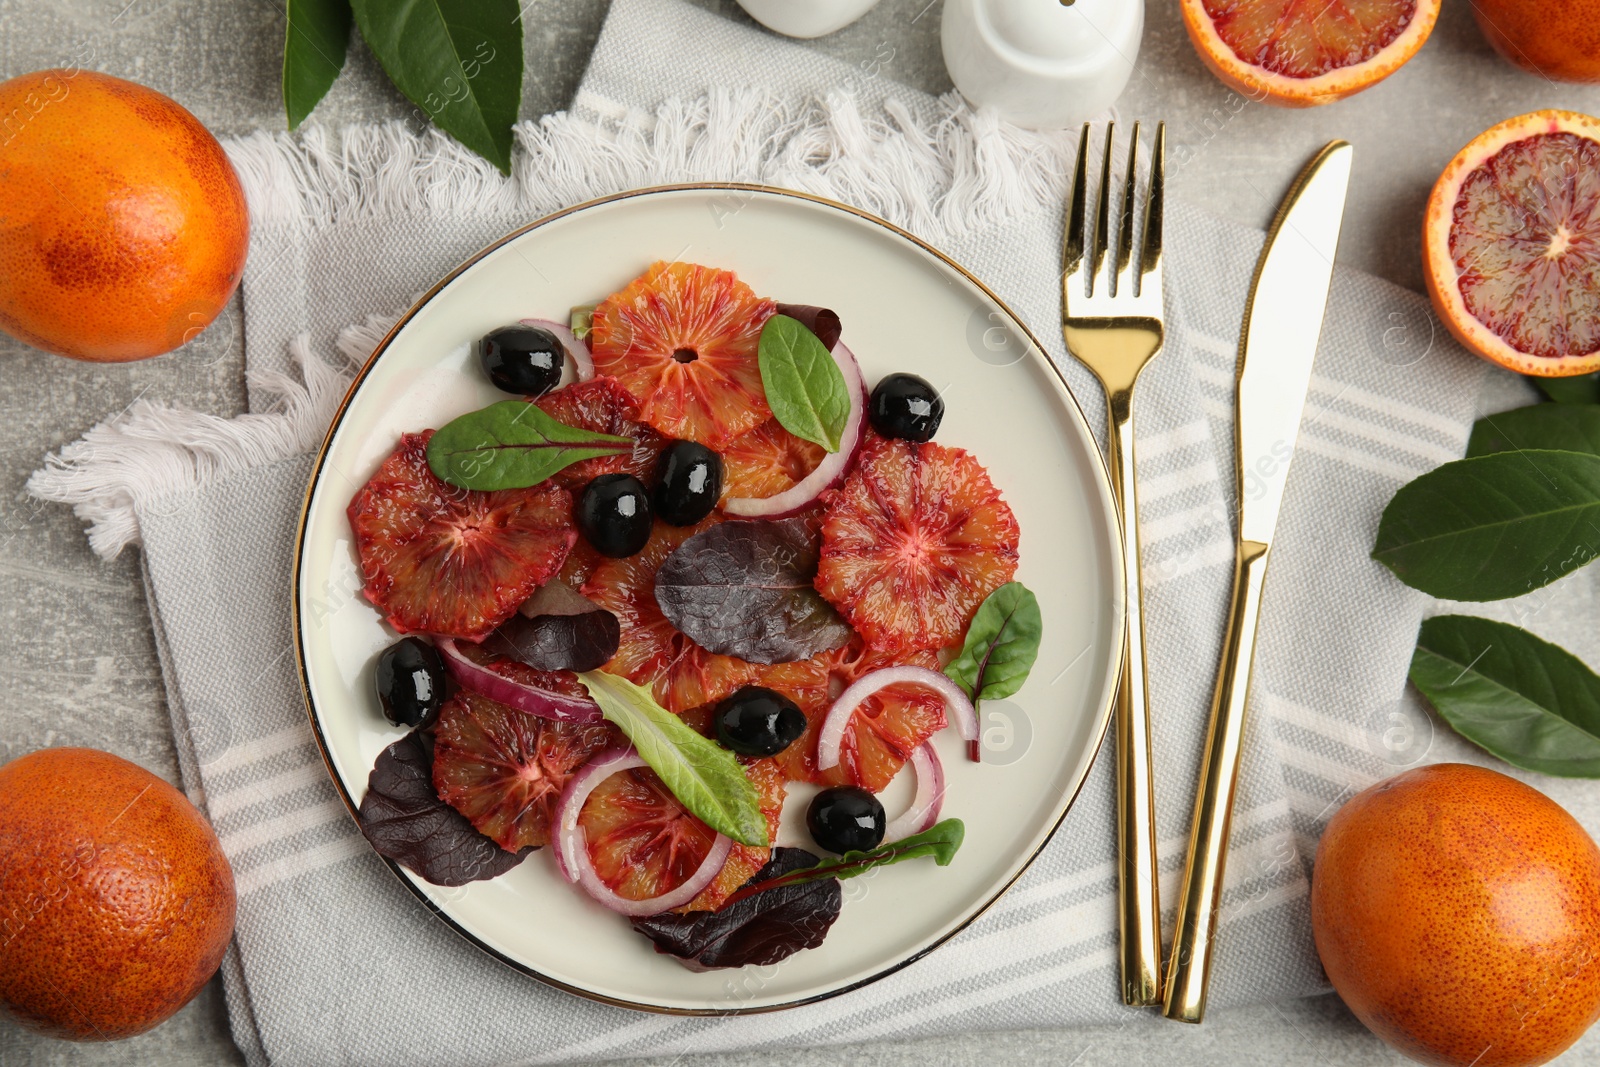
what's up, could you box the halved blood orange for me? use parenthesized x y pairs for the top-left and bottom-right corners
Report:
(1423, 110), (1600, 377)
(773, 641), (947, 793)
(533, 376), (668, 491)
(721, 417), (826, 502)
(816, 434), (1019, 654)
(347, 432), (575, 639)
(432, 688), (620, 852)
(589, 262), (775, 449)
(1180, 0), (1440, 106)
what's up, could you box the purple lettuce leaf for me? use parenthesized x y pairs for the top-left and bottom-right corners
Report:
(776, 304), (842, 352)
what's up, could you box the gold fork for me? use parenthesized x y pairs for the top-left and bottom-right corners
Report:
(1062, 120), (1167, 1007)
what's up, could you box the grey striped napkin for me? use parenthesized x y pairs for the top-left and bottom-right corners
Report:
(28, 0), (1495, 1063)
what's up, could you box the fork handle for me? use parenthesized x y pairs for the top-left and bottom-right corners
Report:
(1105, 390), (1163, 1007)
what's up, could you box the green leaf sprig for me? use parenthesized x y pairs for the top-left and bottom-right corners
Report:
(722, 819), (965, 907)
(758, 314), (850, 452)
(426, 400), (632, 490)
(578, 672), (770, 847)
(945, 583), (1041, 761)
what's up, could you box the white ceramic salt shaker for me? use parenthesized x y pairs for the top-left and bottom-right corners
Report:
(735, 0), (882, 38)
(942, 0), (1143, 130)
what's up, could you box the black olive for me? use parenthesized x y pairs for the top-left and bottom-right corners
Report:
(374, 636), (447, 728)
(578, 474), (652, 557)
(807, 786), (886, 854)
(868, 373), (944, 442)
(714, 686), (805, 757)
(654, 441), (722, 526)
(478, 325), (565, 396)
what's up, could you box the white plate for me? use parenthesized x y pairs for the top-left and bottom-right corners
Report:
(294, 185), (1124, 1014)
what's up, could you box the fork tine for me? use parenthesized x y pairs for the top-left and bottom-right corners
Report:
(1139, 122), (1166, 298)
(1063, 124), (1090, 296)
(1115, 121), (1140, 295)
(1090, 122), (1114, 297)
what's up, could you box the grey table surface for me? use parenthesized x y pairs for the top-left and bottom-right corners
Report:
(2, 1), (1599, 1065)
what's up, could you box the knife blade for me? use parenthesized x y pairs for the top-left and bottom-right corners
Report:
(1161, 141), (1352, 1024)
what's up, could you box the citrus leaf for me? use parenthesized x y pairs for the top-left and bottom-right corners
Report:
(349, 0), (523, 174)
(1410, 615), (1600, 778)
(283, 0), (352, 129)
(758, 314), (849, 452)
(1371, 449), (1600, 601)
(722, 819), (965, 906)
(427, 401), (632, 490)
(1467, 405), (1600, 458)
(578, 671), (770, 847)
(1532, 372), (1600, 405)
(944, 582), (1042, 701)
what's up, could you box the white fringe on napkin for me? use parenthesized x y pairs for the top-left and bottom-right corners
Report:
(30, 88), (1083, 559)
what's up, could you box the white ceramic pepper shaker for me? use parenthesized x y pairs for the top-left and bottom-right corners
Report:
(735, 0), (882, 38)
(942, 0), (1143, 129)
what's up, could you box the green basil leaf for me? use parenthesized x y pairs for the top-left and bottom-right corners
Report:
(1532, 372), (1600, 405)
(1411, 615), (1600, 777)
(578, 672), (770, 847)
(758, 314), (850, 452)
(283, 0), (352, 130)
(1467, 405), (1600, 458)
(426, 401), (631, 490)
(724, 819), (964, 905)
(1371, 449), (1600, 601)
(349, 0), (523, 175)
(945, 582), (1042, 701)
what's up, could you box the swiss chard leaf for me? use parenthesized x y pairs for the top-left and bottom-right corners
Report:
(1467, 405), (1600, 458)
(758, 314), (850, 452)
(349, 0), (524, 175)
(1532, 372), (1600, 405)
(283, 0), (353, 130)
(654, 518), (851, 664)
(1411, 615), (1600, 778)
(632, 848), (840, 970)
(483, 583), (619, 673)
(945, 582), (1042, 701)
(723, 819), (965, 906)
(427, 401), (632, 490)
(357, 730), (531, 885)
(1371, 449), (1600, 601)
(578, 671), (770, 847)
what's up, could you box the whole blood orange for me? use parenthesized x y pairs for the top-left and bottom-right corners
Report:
(1312, 764), (1600, 1067)
(0, 748), (236, 1040)
(0, 70), (248, 362)
(1423, 110), (1600, 378)
(1471, 0), (1600, 83)
(1179, 0), (1440, 106)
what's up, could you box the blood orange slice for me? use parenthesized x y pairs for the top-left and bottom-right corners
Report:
(1180, 0), (1439, 106)
(1424, 110), (1600, 377)
(816, 434), (1019, 654)
(432, 689), (620, 852)
(772, 642), (946, 793)
(589, 262), (775, 449)
(347, 432), (575, 640)
(533, 376), (668, 491)
(721, 417), (827, 502)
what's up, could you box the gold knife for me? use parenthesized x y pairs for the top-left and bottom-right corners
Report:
(1162, 140), (1354, 1024)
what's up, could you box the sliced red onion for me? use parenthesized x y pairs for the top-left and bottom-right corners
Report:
(521, 318), (594, 383)
(435, 637), (602, 723)
(816, 665), (979, 771)
(883, 743), (945, 843)
(723, 342), (867, 518)
(553, 748), (734, 916)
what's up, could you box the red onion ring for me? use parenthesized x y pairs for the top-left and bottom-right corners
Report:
(521, 318), (594, 383)
(816, 665), (979, 771)
(883, 743), (945, 842)
(435, 637), (603, 723)
(553, 748), (733, 916)
(723, 342), (867, 518)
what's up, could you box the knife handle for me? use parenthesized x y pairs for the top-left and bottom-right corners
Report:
(1105, 391), (1163, 1007)
(1162, 538), (1270, 1023)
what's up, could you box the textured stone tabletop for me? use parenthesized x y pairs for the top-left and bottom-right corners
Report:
(2, 0), (1599, 1065)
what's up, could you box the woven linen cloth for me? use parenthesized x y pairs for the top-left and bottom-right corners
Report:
(28, 0), (1493, 1063)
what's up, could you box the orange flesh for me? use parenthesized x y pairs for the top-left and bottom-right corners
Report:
(1203, 0), (1415, 77)
(722, 417), (826, 500)
(1450, 132), (1600, 361)
(581, 767), (718, 901)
